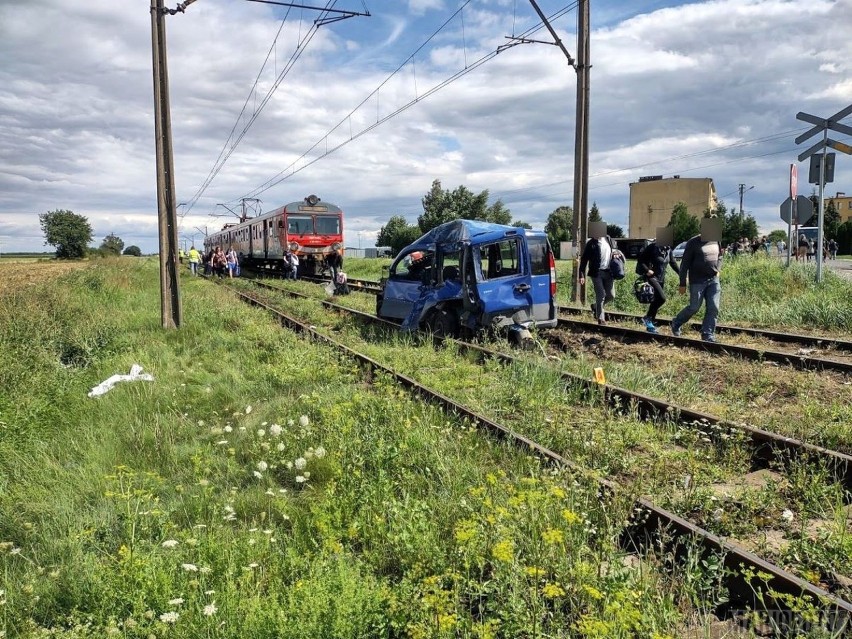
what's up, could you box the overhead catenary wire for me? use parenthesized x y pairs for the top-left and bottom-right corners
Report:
(236, 2), (579, 201)
(183, 1), (340, 216)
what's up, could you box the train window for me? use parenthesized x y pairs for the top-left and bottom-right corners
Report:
(288, 215), (313, 235)
(278, 220), (284, 228)
(315, 216), (340, 235)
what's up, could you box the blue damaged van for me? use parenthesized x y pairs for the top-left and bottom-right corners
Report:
(376, 220), (557, 337)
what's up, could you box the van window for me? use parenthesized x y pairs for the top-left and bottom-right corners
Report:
(392, 250), (434, 281)
(479, 239), (519, 279)
(527, 237), (550, 275)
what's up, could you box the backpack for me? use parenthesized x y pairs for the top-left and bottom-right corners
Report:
(336, 271), (348, 285)
(633, 279), (655, 304)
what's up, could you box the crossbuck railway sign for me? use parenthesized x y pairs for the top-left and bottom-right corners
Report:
(794, 103), (852, 282)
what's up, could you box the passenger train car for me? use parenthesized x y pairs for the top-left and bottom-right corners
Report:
(205, 195), (343, 276)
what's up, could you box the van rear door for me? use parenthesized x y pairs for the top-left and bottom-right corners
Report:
(527, 234), (557, 327)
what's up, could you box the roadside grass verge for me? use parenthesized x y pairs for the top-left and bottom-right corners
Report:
(1, 259), (707, 638)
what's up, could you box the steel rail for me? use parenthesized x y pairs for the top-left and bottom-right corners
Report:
(556, 316), (852, 375)
(249, 278), (852, 494)
(558, 305), (852, 352)
(224, 281), (852, 628)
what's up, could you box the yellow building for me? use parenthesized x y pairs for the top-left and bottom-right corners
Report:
(827, 192), (852, 224)
(628, 176), (717, 239)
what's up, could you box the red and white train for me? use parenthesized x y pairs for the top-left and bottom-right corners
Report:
(205, 195), (343, 276)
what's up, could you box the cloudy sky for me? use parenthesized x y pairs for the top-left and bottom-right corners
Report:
(1, 0), (851, 254)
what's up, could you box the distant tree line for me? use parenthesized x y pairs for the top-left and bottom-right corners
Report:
(38, 209), (142, 259)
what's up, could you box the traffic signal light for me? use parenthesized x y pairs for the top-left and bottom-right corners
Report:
(808, 153), (836, 185)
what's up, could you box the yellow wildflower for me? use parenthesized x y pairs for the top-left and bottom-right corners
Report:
(492, 540), (514, 562)
(541, 582), (566, 599)
(541, 528), (564, 544)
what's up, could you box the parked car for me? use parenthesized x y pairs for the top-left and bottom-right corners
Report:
(673, 241), (687, 260)
(376, 219), (557, 338)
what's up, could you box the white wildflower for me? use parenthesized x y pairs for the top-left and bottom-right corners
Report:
(161, 540), (179, 549)
(303, 472), (310, 479)
(304, 450), (314, 460)
(239, 426), (247, 432)
(210, 426), (223, 435)
(199, 479), (209, 487)
(315, 446), (326, 459)
(181, 563), (198, 572)
(159, 611), (179, 623)
(265, 490), (275, 496)
(781, 509), (794, 524)
(257, 429), (265, 437)
(286, 461), (293, 470)
(294, 457), (307, 470)
(299, 415), (309, 427)
(269, 424), (282, 437)
(203, 603), (217, 616)
(249, 562), (259, 569)
(257, 461), (268, 472)
(253, 471), (263, 479)
(199, 566), (212, 574)
(216, 440), (228, 446)
(168, 598), (184, 606)
(197, 420), (205, 427)
(287, 419), (294, 427)
(223, 425), (233, 433)
(204, 590), (215, 595)
(261, 421), (268, 426)
(263, 529), (273, 535)
(245, 406), (253, 415)
(295, 475), (306, 483)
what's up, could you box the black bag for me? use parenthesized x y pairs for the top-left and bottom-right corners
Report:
(633, 279), (655, 304)
(609, 253), (625, 280)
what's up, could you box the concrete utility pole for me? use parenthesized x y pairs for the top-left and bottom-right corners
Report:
(523, 0), (589, 303)
(738, 184), (753, 217)
(151, 0), (195, 328)
(573, 0), (590, 304)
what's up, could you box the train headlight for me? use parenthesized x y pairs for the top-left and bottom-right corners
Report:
(289, 241), (300, 252)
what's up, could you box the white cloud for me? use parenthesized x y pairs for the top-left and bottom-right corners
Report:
(1, 0), (851, 254)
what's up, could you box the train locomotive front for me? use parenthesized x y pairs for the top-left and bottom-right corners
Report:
(205, 195), (343, 277)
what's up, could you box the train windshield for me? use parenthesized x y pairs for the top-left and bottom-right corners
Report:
(315, 216), (341, 235)
(287, 215), (313, 235)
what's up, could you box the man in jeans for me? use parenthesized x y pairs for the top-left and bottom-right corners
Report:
(671, 217), (722, 343)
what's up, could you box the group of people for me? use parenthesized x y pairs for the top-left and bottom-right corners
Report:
(796, 235), (839, 262)
(185, 245), (239, 278)
(579, 222), (722, 343)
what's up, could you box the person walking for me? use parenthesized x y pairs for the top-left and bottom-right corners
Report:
(671, 229), (722, 342)
(579, 223), (621, 325)
(289, 252), (300, 280)
(226, 247), (238, 278)
(326, 244), (343, 284)
(829, 238), (838, 260)
(188, 245), (201, 276)
(636, 235), (680, 333)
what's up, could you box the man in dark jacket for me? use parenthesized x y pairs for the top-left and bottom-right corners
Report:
(671, 228), (722, 342)
(579, 223), (621, 325)
(636, 236), (680, 333)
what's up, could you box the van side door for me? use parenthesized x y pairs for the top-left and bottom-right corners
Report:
(475, 237), (533, 325)
(526, 235), (557, 325)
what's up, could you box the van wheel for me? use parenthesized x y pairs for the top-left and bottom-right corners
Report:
(426, 309), (458, 338)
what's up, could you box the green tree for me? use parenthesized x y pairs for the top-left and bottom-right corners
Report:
(836, 220), (852, 254)
(667, 202), (700, 245)
(123, 245), (142, 257)
(485, 199), (512, 225)
(376, 215), (422, 256)
(418, 179), (508, 232)
(803, 195), (838, 234)
(512, 220), (533, 229)
(39, 209), (93, 259)
(100, 233), (125, 256)
(766, 229), (787, 244)
(588, 202), (602, 223)
(545, 205), (573, 257)
(606, 223), (624, 238)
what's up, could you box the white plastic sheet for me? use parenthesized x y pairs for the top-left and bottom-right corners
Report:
(88, 364), (154, 398)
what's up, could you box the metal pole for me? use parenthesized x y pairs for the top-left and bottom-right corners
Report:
(816, 128), (827, 283)
(571, 0), (589, 304)
(151, 0), (182, 328)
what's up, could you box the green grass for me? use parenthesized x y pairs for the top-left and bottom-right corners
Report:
(3, 259), (725, 638)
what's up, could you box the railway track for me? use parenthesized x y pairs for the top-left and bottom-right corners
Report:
(302, 274), (852, 375)
(222, 278), (852, 632)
